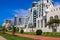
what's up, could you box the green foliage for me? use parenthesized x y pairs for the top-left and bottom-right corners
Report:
(2, 26), (6, 34)
(47, 19), (60, 26)
(12, 26), (16, 36)
(36, 29), (42, 35)
(0, 27), (2, 31)
(17, 32), (60, 37)
(8, 26), (12, 30)
(16, 28), (19, 32)
(20, 29), (24, 34)
(24, 32), (36, 35)
(42, 32), (60, 37)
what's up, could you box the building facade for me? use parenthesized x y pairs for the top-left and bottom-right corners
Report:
(36, 0), (60, 32)
(3, 19), (13, 29)
(14, 14), (28, 32)
(25, 0), (60, 32)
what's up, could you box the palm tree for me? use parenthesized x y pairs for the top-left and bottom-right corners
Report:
(47, 19), (60, 32)
(29, 25), (34, 32)
(12, 25), (16, 36)
(2, 23), (6, 34)
(2, 26), (5, 34)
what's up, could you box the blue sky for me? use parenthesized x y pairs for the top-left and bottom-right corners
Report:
(0, 0), (60, 25)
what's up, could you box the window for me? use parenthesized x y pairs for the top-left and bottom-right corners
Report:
(33, 19), (36, 22)
(33, 10), (38, 17)
(34, 23), (36, 27)
(32, 3), (36, 7)
(41, 20), (43, 28)
(45, 18), (47, 27)
(59, 7), (60, 9)
(54, 15), (58, 19)
(33, 10), (38, 24)
(47, 7), (48, 9)
(56, 8), (58, 10)
(54, 9), (55, 11)
(47, 0), (49, 3)
(50, 16), (53, 20)
(31, 9), (32, 12)
(51, 10), (53, 12)
(38, 20), (39, 28)
(14, 17), (17, 25)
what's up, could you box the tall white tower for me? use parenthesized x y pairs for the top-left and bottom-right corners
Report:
(37, 0), (54, 28)
(42, 0), (53, 16)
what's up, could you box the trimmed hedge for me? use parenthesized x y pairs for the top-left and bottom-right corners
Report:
(20, 29), (24, 34)
(36, 29), (42, 35)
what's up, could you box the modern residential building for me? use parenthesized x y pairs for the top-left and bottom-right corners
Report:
(25, 2), (39, 32)
(36, 0), (54, 32)
(4, 19), (13, 28)
(25, 0), (60, 32)
(14, 14), (27, 32)
(36, 0), (60, 32)
(14, 14), (24, 27)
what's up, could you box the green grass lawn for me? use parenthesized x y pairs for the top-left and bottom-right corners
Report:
(0, 32), (35, 40)
(17, 32), (60, 38)
(42, 32), (60, 38)
(17, 32), (36, 35)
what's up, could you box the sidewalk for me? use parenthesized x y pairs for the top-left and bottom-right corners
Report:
(6, 32), (60, 40)
(0, 36), (7, 40)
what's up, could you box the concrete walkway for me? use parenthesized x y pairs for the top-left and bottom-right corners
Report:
(6, 32), (60, 40)
(0, 36), (7, 40)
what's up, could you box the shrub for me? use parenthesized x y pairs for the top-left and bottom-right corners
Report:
(20, 29), (24, 34)
(8, 26), (12, 30)
(36, 29), (42, 35)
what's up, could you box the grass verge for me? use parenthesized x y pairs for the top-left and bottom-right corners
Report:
(0, 32), (35, 40)
(42, 32), (60, 38)
(17, 32), (60, 38)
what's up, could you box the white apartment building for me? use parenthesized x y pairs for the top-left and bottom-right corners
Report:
(2, 19), (13, 30)
(36, 0), (60, 32)
(25, 0), (60, 32)
(25, 2), (39, 32)
(14, 14), (26, 32)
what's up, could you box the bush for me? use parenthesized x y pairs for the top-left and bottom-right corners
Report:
(36, 29), (42, 35)
(20, 29), (24, 34)
(8, 26), (12, 30)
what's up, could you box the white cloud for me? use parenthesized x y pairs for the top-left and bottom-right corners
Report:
(14, 9), (29, 17)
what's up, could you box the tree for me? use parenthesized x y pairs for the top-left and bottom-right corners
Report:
(12, 26), (16, 36)
(0, 26), (2, 31)
(2, 26), (6, 34)
(7, 26), (12, 31)
(47, 19), (60, 32)
(2, 23), (6, 34)
(30, 25), (34, 32)
(31, 25), (34, 32)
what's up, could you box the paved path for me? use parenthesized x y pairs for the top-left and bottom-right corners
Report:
(0, 36), (7, 40)
(6, 32), (60, 40)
